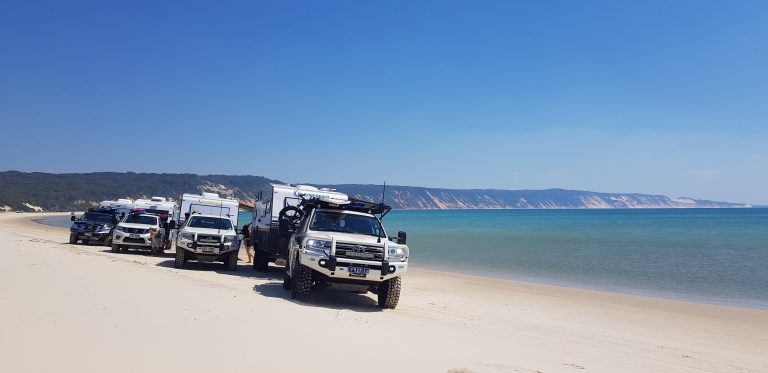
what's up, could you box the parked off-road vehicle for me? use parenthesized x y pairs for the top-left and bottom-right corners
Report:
(69, 208), (120, 245)
(111, 213), (161, 253)
(174, 193), (240, 271)
(253, 184), (409, 309)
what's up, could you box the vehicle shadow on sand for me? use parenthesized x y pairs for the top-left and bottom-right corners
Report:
(154, 259), (283, 280)
(99, 248), (175, 258)
(254, 282), (382, 313)
(152, 259), (382, 312)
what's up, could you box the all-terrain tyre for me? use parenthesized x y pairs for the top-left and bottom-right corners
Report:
(225, 251), (238, 271)
(175, 247), (186, 269)
(282, 271), (293, 290)
(253, 249), (269, 271)
(291, 264), (312, 302)
(111, 244), (120, 253)
(378, 276), (402, 309)
(69, 233), (77, 244)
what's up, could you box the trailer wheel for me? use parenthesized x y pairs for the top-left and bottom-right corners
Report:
(175, 247), (186, 269)
(69, 233), (77, 244)
(225, 251), (237, 271)
(282, 271), (293, 290)
(378, 276), (402, 309)
(291, 264), (312, 302)
(111, 244), (119, 253)
(253, 249), (269, 271)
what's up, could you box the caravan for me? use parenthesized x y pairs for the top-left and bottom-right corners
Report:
(250, 184), (348, 270)
(133, 197), (177, 223)
(98, 199), (135, 217)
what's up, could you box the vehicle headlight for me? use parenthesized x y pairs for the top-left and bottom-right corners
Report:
(179, 232), (195, 241)
(114, 226), (126, 233)
(223, 235), (236, 243)
(98, 225), (111, 232)
(306, 239), (331, 256)
(388, 247), (407, 261)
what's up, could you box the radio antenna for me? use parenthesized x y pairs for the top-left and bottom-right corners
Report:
(376, 181), (386, 244)
(380, 181), (386, 206)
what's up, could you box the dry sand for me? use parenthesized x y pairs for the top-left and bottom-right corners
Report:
(0, 212), (766, 373)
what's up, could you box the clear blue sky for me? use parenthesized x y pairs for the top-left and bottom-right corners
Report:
(1, 1), (766, 204)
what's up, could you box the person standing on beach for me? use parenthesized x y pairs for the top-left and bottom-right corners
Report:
(242, 223), (253, 263)
(149, 227), (163, 255)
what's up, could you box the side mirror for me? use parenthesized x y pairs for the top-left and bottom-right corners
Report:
(70, 216), (76, 221)
(397, 231), (407, 245)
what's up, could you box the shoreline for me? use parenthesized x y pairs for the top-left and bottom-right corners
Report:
(33, 212), (767, 310)
(1, 212), (766, 372)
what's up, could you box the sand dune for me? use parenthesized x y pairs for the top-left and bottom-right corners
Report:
(0, 213), (765, 372)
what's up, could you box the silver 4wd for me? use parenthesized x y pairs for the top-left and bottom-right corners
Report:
(281, 197), (409, 309)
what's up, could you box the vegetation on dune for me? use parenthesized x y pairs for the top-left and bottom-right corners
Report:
(0, 171), (747, 212)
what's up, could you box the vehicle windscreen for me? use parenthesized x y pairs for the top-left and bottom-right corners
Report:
(187, 216), (233, 230)
(124, 215), (159, 225)
(310, 210), (384, 236)
(80, 212), (115, 223)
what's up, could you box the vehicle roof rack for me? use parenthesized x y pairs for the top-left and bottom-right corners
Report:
(87, 207), (119, 215)
(130, 208), (171, 217)
(300, 197), (392, 218)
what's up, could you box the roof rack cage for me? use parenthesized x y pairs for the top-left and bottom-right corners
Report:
(300, 197), (392, 217)
(87, 207), (120, 215)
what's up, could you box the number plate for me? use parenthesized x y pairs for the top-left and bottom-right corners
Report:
(348, 266), (369, 277)
(201, 247), (215, 253)
(129, 234), (140, 238)
(84, 233), (92, 237)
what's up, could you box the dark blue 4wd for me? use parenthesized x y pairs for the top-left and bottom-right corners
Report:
(69, 209), (120, 245)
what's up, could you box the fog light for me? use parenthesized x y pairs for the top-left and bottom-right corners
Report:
(319, 259), (327, 268)
(388, 265), (396, 274)
(187, 243), (193, 248)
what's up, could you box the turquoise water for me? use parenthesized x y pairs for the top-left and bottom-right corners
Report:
(380, 208), (768, 309)
(42, 209), (768, 308)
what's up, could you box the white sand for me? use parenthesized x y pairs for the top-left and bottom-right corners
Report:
(0, 213), (766, 373)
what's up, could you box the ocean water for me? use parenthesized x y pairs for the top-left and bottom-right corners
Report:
(41, 209), (768, 308)
(381, 208), (768, 309)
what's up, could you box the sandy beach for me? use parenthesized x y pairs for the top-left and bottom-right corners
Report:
(0, 212), (765, 373)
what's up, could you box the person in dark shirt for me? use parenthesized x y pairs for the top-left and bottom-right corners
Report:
(241, 223), (253, 263)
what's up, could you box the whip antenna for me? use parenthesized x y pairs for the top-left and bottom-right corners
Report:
(380, 181), (386, 206)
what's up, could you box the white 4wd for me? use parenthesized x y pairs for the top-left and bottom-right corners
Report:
(111, 213), (161, 252)
(283, 204), (409, 309)
(175, 214), (239, 270)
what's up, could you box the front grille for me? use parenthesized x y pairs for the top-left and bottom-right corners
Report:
(335, 243), (384, 261)
(124, 238), (146, 244)
(197, 235), (220, 245)
(122, 227), (147, 234)
(336, 262), (382, 271)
